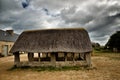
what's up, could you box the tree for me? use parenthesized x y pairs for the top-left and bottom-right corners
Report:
(92, 42), (100, 48)
(105, 31), (120, 52)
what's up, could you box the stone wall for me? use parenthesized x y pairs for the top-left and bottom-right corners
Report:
(16, 61), (87, 67)
(14, 52), (91, 67)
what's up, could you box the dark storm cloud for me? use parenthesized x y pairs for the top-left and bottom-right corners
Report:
(0, 0), (120, 45)
(42, 8), (50, 16)
(59, 0), (120, 45)
(22, 0), (30, 8)
(0, 0), (22, 12)
(88, 13), (120, 32)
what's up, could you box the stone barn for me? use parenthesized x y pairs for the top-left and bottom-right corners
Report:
(10, 28), (93, 67)
(0, 30), (19, 57)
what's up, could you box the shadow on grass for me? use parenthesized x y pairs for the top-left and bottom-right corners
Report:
(8, 65), (95, 72)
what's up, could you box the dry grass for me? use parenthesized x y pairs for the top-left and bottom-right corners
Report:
(0, 53), (120, 80)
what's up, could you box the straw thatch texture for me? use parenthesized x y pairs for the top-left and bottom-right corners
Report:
(10, 28), (92, 53)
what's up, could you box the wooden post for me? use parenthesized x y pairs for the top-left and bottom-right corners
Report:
(85, 52), (91, 67)
(64, 52), (67, 61)
(55, 53), (58, 61)
(51, 52), (56, 66)
(14, 52), (20, 66)
(38, 53), (41, 62)
(46, 53), (49, 57)
(79, 53), (84, 60)
(28, 52), (34, 62)
(72, 53), (75, 62)
(79, 53), (80, 59)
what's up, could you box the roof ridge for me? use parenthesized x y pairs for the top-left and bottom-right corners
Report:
(24, 28), (85, 32)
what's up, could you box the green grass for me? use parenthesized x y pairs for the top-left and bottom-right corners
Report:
(93, 49), (113, 53)
(8, 65), (91, 72)
(92, 50), (120, 61)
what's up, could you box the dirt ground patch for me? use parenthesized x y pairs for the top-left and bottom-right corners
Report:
(0, 53), (120, 80)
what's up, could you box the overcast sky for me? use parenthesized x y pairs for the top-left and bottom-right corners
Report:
(0, 0), (120, 45)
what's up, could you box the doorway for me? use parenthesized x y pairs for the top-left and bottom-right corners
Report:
(3, 45), (8, 56)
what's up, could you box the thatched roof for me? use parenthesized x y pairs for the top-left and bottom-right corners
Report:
(10, 28), (92, 53)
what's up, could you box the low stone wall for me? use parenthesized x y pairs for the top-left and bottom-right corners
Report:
(16, 61), (87, 67)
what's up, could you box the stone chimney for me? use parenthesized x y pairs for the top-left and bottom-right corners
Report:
(6, 30), (14, 35)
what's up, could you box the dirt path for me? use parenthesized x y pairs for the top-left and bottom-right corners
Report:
(0, 53), (120, 80)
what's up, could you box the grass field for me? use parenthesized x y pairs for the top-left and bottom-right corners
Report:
(0, 52), (120, 80)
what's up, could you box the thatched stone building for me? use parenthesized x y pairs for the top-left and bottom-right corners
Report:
(10, 28), (92, 67)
